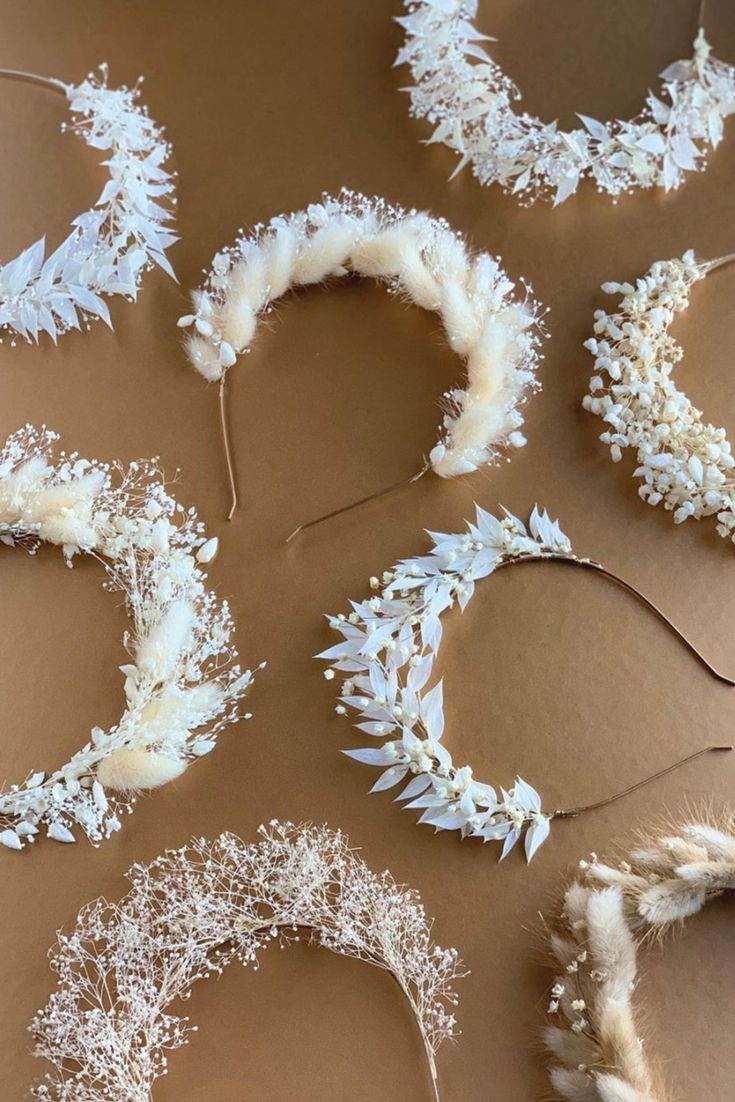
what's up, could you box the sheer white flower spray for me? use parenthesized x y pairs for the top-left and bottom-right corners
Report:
(30, 821), (465, 1102)
(178, 190), (545, 526)
(544, 812), (735, 1101)
(0, 426), (260, 851)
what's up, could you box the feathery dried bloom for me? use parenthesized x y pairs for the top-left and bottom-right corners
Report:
(544, 814), (735, 1100)
(0, 426), (259, 851)
(30, 822), (465, 1102)
(583, 251), (735, 544)
(0, 63), (177, 345)
(396, 3), (735, 204)
(179, 189), (544, 482)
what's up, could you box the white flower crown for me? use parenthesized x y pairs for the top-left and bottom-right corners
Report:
(545, 814), (735, 1101)
(396, 2), (735, 204)
(178, 190), (545, 520)
(583, 250), (735, 542)
(0, 63), (177, 345)
(30, 822), (464, 1102)
(320, 505), (732, 861)
(0, 426), (258, 851)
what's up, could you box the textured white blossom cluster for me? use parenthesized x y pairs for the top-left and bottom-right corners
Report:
(0, 426), (257, 851)
(320, 505), (575, 860)
(396, 1), (735, 204)
(545, 817), (735, 1102)
(583, 252), (735, 541)
(30, 821), (464, 1102)
(0, 64), (177, 345)
(179, 189), (544, 479)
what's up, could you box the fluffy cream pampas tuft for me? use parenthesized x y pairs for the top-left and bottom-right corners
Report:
(179, 190), (545, 500)
(544, 814), (735, 1100)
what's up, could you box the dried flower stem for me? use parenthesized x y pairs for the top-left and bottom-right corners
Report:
(219, 374), (238, 520)
(0, 67), (66, 93)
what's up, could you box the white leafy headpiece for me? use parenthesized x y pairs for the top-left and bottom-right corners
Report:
(583, 249), (735, 542)
(320, 505), (732, 861)
(30, 822), (464, 1101)
(0, 63), (177, 344)
(0, 426), (259, 851)
(178, 190), (545, 526)
(396, 2), (735, 204)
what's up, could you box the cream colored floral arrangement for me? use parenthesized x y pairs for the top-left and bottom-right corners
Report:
(178, 190), (544, 519)
(544, 814), (735, 1101)
(0, 62), (177, 345)
(583, 250), (735, 542)
(320, 504), (733, 860)
(0, 426), (258, 851)
(30, 821), (464, 1102)
(396, 2), (735, 204)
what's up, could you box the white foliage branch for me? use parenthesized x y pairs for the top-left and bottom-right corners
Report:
(544, 815), (735, 1102)
(0, 426), (258, 851)
(0, 64), (177, 345)
(319, 506), (576, 861)
(396, 1), (735, 204)
(582, 251), (735, 543)
(179, 189), (544, 480)
(30, 821), (464, 1102)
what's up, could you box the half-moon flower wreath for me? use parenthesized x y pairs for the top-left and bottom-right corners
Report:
(0, 426), (259, 852)
(396, 2), (735, 204)
(583, 248), (735, 543)
(543, 813), (735, 1102)
(30, 822), (464, 1102)
(178, 190), (545, 527)
(319, 505), (732, 861)
(0, 62), (177, 345)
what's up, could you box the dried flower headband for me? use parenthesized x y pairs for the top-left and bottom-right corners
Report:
(30, 821), (464, 1102)
(396, 0), (735, 204)
(178, 190), (545, 532)
(0, 426), (259, 852)
(0, 63), (177, 345)
(584, 249), (735, 543)
(544, 813), (735, 1101)
(319, 505), (731, 861)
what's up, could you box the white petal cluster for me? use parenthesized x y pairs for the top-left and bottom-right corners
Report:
(179, 189), (544, 480)
(397, 2), (735, 204)
(0, 64), (177, 345)
(0, 426), (258, 851)
(319, 505), (574, 860)
(544, 816), (735, 1100)
(582, 252), (735, 540)
(30, 821), (464, 1101)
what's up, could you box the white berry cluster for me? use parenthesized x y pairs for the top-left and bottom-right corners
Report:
(583, 252), (735, 541)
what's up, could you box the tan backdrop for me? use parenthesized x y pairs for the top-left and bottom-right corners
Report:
(1, 2), (734, 1099)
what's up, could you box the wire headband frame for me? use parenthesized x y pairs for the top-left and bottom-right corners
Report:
(179, 190), (545, 533)
(0, 62), (176, 344)
(320, 506), (732, 861)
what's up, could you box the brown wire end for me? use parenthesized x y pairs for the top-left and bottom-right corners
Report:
(285, 462), (430, 544)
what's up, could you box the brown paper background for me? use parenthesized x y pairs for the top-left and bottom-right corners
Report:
(1, 2), (734, 1099)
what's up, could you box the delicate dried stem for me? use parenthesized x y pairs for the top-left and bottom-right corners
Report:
(286, 462), (430, 543)
(0, 67), (66, 93)
(219, 375), (238, 521)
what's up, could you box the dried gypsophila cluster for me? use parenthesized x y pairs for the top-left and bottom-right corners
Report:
(582, 251), (735, 542)
(319, 505), (578, 861)
(544, 814), (735, 1102)
(396, 2), (735, 204)
(179, 189), (544, 479)
(30, 821), (464, 1102)
(0, 426), (258, 851)
(0, 63), (177, 345)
